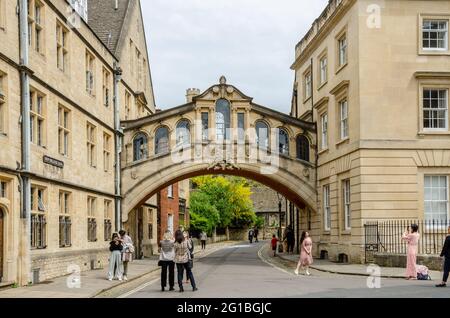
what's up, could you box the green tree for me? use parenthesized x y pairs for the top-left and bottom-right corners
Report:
(188, 191), (220, 234)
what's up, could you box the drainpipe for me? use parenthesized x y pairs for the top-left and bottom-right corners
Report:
(113, 63), (123, 232)
(18, 0), (31, 285)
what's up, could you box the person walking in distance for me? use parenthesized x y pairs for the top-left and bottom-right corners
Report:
(119, 230), (134, 281)
(107, 233), (123, 281)
(402, 224), (420, 280)
(174, 230), (197, 292)
(436, 226), (450, 288)
(285, 226), (295, 254)
(248, 228), (254, 244)
(254, 227), (259, 243)
(158, 231), (175, 292)
(200, 231), (207, 250)
(271, 234), (278, 257)
(295, 231), (313, 276)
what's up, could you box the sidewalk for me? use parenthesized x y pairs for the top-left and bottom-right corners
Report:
(277, 253), (443, 279)
(0, 240), (237, 298)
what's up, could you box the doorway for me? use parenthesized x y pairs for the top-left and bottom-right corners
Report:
(137, 208), (144, 259)
(0, 209), (3, 282)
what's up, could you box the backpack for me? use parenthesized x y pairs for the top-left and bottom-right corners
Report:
(416, 265), (431, 280)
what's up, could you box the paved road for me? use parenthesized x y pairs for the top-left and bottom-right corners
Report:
(123, 242), (449, 298)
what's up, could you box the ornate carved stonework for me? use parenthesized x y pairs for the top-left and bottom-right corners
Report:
(207, 160), (240, 171)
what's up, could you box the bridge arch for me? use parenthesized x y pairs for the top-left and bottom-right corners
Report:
(121, 77), (317, 223)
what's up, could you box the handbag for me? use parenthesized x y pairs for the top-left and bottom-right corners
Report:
(187, 259), (194, 269)
(158, 260), (163, 266)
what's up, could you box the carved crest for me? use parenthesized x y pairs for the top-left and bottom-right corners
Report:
(207, 159), (240, 171)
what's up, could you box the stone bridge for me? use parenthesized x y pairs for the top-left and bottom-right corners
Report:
(120, 77), (317, 222)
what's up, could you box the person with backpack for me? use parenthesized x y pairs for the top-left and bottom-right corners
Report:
(174, 230), (197, 292)
(184, 231), (194, 284)
(248, 229), (254, 244)
(119, 230), (134, 281)
(436, 226), (450, 288)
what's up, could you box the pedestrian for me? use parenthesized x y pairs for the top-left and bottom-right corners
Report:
(254, 228), (259, 243)
(402, 224), (420, 280)
(200, 231), (207, 250)
(271, 234), (278, 257)
(285, 226), (295, 254)
(248, 228), (254, 244)
(184, 231), (194, 284)
(436, 226), (450, 288)
(107, 232), (123, 281)
(295, 231), (313, 276)
(119, 230), (134, 281)
(174, 230), (197, 292)
(158, 231), (175, 292)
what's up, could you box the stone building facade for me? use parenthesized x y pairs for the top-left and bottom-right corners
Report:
(0, 0), (156, 285)
(291, 0), (450, 263)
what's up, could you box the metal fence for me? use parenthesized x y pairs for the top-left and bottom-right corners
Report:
(364, 219), (450, 262)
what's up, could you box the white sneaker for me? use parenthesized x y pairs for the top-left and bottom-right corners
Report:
(306, 270), (311, 276)
(294, 269), (299, 276)
(108, 278), (113, 281)
(118, 277), (123, 281)
(123, 276), (128, 281)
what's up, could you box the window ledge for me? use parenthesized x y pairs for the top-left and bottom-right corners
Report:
(341, 230), (351, 235)
(323, 230), (331, 235)
(303, 96), (312, 104)
(318, 81), (328, 91)
(419, 50), (450, 56)
(0, 132), (7, 138)
(336, 138), (349, 146)
(335, 63), (348, 75)
(418, 130), (450, 136)
(318, 148), (329, 155)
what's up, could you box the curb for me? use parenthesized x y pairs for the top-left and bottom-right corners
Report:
(91, 241), (240, 298)
(276, 254), (407, 279)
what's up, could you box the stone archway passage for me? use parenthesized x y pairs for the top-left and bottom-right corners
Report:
(121, 77), (317, 222)
(0, 209), (3, 282)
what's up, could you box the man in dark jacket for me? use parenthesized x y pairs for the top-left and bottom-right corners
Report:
(436, 226), (450, 287)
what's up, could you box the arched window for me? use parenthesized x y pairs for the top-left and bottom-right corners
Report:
(278, 128), (289, 155)
(296, 135), (310, 162)
(176, 120), (190, 147)
(133, 133), (148, 161)
(255, 121), (269, 149)
(215, 99), (230, 141)
(155, 127), (169, 155)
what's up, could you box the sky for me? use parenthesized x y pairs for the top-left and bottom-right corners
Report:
(141, 0), (329, 114)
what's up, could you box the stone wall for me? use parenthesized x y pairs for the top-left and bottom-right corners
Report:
(374, 253), (444, 271)
(31, 249), (109, 283)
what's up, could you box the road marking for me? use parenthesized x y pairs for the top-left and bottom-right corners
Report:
(257, 245), (301, 278)
(117, 276), (160, 298)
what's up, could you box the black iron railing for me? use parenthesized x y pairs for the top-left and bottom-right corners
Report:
(365, 219), (450, 257)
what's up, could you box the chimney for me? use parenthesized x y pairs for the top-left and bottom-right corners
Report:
(186, 88), (200, 103)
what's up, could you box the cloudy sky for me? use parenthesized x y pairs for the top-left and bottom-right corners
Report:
(141, 0), (328, 113)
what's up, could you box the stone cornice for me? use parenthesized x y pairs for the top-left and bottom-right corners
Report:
(330, 80), (350, 95)
(314, 96), (330, 109)
(415, 71), (450, 79)
(291, 0), (357, 70)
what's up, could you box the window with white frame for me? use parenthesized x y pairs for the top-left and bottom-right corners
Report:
(338, 33), (348, 67)
(87, 196), (97, 242)
(28, 0), (44, 54)
(30, 89), (45, 146)
(58, 105), (70, 156)
(320, 113), (328, 150)
(31, 185), (46, 249)
(0, 180), (7, 198)
(59, 191), (71, 247)
(0, 0), (5, 29)
(56, 22), (68, 72)
(343, 179), (351, 230)
(102, 68), (110, 107)
(319, 55), (328, 85)
(85, 50), (95, 95)
(168, 185), (173, 198)
(423, 89), (448, 130)
(86, 122), (96, 167)
(0, 72), (5, 134)
(424, 175), (448, 222)
(323, 185), (331, 231)
(304, 71), (312, 100)
(103, 132), (111, 172)
(422, 20), (448, 50)
(339, 99), (349, 139)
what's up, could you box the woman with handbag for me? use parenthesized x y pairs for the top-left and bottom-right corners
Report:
(119, 230), (134, 281)
(402, 224), (420, 280)
(174, 230), (197, 292)
(107, 233), (123, 281)
(159, 231), (175, 292)
(184, 231), (194, 284)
